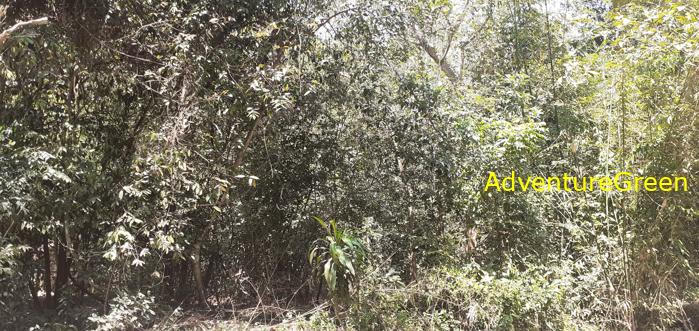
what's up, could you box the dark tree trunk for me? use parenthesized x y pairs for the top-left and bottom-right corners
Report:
(55, 240), (70, 303)
(191, 242), (207, 305)
(161, 252), (175, 301)
(42, 237), (53, 308)
(176, 257), (190, 303)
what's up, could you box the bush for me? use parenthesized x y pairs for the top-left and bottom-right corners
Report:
(342, 264), (596, 331)
(88, 292), (156, 331)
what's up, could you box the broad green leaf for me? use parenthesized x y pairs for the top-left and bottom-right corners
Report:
(324, 259), (336, 292)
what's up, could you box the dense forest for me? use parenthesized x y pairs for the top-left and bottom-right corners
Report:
(0, 0), (698, 330)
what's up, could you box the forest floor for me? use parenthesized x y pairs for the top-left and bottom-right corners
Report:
(150, 305), (326, 330)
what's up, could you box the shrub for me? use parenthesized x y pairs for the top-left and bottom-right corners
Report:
(88, 292), (156, 331)
(344, 264), (595, 330)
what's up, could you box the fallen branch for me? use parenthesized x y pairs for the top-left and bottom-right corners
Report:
(0, 17), (49, 47)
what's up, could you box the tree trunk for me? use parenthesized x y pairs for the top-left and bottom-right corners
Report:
(28, 263), (40, 308)
(161, 252), (175, 301)
(42, 237), (53, 308)
(191, 241), (207, 305)
(55, 241), (69, 302)
(417, 37), (459, 83)
(176, 257), (189, 302)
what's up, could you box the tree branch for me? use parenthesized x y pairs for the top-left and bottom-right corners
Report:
(313, 7), (358, 33)
(0, 17), (49, 47)
(441, 10), (468, 65)
(232, 115), (264, 173)
(417, 37), (459, 83)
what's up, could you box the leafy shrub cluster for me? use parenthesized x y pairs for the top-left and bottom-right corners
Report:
(87, 293), (156, 331)
(334, 265), (578, 330)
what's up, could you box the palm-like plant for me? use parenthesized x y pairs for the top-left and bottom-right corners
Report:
(308, 217), (366, 302)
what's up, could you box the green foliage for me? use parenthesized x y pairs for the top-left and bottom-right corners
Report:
(338, 264), (593, 331)
(309, 217), (366, 298)
(0, 0), (697, 329)
(0, 243), (29, 275)
(88, 292), (156, 331)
